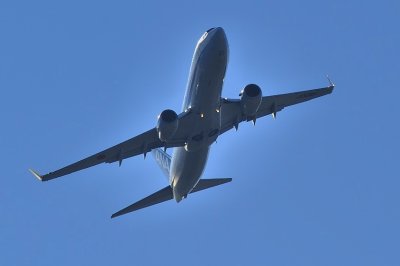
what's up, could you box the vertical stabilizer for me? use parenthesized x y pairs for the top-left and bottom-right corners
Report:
(151, 148), (171, 179)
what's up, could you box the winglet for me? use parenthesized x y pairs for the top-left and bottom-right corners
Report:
(326, 75), (335, 88)
(29, 169), (43, 181)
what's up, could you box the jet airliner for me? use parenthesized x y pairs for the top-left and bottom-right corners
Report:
(30, 27), (334, 218)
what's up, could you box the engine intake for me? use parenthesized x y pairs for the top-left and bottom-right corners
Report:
(240, 84), (262, 116)
(157, 109), (178, 142)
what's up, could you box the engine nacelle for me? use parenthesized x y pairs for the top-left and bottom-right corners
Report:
(240, 84), (262, 116)
(157, 109), (178, 142)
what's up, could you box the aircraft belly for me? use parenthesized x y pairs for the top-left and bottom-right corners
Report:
(182, 46), (226, 148)
(170, 27), (228, 202)
(189, 53), (226, 112)
(170, 146), (209, 201)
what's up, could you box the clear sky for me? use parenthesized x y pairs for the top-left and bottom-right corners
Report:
(1, 0), (399, 265)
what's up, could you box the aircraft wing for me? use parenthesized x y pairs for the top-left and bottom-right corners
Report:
(30, 111), (195, 181)
(219, 83), (334, 135)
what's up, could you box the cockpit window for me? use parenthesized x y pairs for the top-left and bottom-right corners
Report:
(206, 28), (215, 33)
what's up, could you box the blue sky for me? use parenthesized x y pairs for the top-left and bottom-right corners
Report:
(1, 0), (399, 265)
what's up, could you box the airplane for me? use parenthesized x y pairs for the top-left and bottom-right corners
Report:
(29, 27), (334, 218)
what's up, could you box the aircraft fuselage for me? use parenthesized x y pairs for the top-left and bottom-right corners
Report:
(29, 27), (334, 217)
(170, 27), (229, 201)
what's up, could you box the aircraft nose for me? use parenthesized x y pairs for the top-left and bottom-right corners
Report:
(209, 27), (226, 40)
(206, 27), (228, 50)
(206, 27), (215, 33)
(213, 27), (224, 34)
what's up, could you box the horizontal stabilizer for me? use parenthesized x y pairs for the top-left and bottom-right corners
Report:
(111, 186), (173, 218)
(191, 178), (232, 193)
(111, 178), (232, 218)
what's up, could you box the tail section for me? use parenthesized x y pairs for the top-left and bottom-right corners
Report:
(111, 186), (173, 218)
(111, 178), (232, 218)
(151, 148), (171, 179)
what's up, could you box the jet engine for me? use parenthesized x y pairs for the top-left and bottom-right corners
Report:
(157, 109), (178, 142)
(240, 84), (262, 116)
